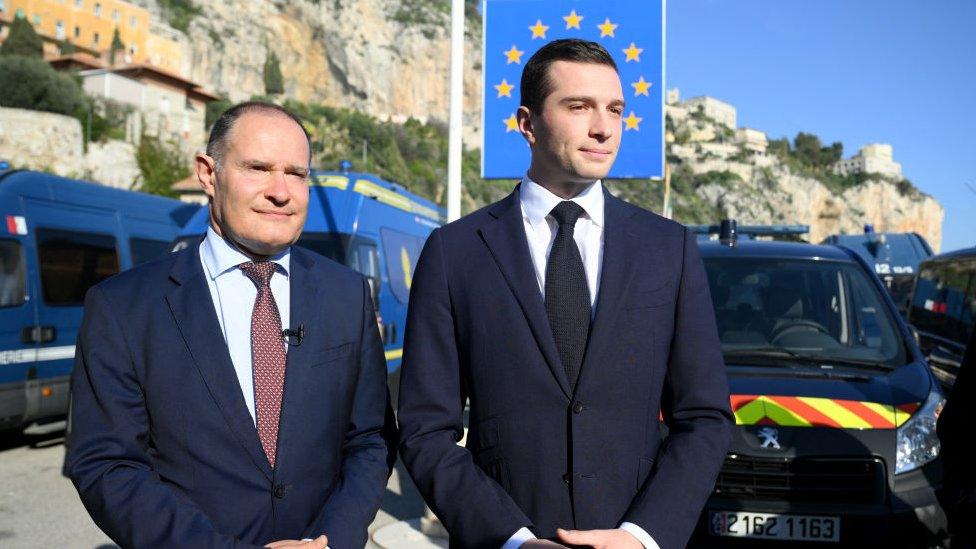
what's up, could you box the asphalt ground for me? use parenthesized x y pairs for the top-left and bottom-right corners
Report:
(0, 425), (428, 549)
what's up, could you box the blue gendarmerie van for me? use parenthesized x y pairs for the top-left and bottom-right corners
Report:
(0, 167), (199, 431)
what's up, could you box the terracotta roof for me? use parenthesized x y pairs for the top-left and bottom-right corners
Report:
(47, 52), (106, 71)
(111, 63), (221, 102)
(171, 176), (203, 192)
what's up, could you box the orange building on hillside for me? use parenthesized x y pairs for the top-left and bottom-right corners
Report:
(0, 0), (182, 75)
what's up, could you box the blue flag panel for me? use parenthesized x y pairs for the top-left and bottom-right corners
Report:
(481, 0), (664, 179)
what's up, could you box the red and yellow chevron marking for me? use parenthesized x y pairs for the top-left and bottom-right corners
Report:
(731, 395), (921, 430)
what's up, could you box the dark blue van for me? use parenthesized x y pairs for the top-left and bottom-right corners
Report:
(0, 169), (199, 431)
(174, 169), (444, 392)
(689, 222), (947, 547)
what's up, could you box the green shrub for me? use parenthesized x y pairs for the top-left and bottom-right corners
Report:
(158, 0), (201, 33)
(263, 51), (284, 95)
(1, 16), (43, 58)
(135, 133), (188, 198)
(0, 56), (86, 116)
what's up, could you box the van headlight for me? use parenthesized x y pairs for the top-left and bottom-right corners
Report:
(895, 389), (945, 474)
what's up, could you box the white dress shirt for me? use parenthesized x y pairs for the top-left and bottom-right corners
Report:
(502, 178), (660, 549)
(199, 227), (291, 424)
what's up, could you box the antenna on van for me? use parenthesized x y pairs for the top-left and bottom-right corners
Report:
(339, 160), (352, 174)
(719, 219), (737, 247)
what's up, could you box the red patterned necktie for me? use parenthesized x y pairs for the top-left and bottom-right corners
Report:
(239, 261), (286, 468)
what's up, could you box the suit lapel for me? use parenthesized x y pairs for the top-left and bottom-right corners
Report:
(575, 191), (640, 395)
(165, 245), (273, 481)
(273, 248), (321, 472)
(478, 189), (573, 399)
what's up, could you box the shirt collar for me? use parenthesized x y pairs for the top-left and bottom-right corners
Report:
(201, 226), (290, 281)
(519, 174), (605, 229)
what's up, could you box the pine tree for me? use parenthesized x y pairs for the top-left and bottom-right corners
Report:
(263, 51), (284, 95)
(110, 27), (125, 65)
(0, 15), (44, 58)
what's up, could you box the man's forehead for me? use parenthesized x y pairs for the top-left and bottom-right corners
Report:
(547, 61), (622, 93)
(225, 110), (310, 161)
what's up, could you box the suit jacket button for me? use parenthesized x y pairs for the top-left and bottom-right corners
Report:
(573, 402), (584, 414)
(562, 474), (572, 485)
(273, 484), (286, 499)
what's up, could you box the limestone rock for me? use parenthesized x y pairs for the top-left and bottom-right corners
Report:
(0, 107), (84, 177)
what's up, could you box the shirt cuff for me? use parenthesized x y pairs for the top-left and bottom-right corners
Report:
(620, 522), (660, 549)
(501, 526), (536, 549)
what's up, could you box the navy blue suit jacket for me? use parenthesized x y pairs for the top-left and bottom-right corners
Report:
(66, 243), (395, 548)
(398, 188), (732, 548)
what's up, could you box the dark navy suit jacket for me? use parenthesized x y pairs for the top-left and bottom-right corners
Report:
(398, 188), (733, 549)
(66, 243), (395, 548)
(937, 328), (976, 546)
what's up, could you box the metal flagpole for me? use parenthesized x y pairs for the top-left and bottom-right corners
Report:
(447, 0), (465, 222)
(663, 161), (673, 219)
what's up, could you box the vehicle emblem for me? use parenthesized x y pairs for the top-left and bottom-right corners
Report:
(757, 427), (781, 449)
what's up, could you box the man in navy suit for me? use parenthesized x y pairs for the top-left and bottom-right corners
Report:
(66, 102), (395, 548)
(397, 39), (732, 549)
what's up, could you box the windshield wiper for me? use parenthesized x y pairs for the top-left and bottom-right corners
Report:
(723, 347), (892, 371)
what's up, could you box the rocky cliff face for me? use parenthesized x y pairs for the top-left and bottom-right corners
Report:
(134, 0), (484, 142)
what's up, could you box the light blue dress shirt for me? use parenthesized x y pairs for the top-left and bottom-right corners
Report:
(199, 227), (291, 424)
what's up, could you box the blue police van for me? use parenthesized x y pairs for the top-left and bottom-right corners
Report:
(0, 168), (199, 431)
(174, 169), (444, 397)
(688, 221), (947, 547)
(822, 227), (934, 316)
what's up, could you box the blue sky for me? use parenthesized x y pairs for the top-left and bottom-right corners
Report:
(666, 0), (975, 252)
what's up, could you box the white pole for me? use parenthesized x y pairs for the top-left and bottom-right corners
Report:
(447, 0), (464, 222)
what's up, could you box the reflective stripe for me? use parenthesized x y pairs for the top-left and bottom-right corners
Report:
(0, 345), (75, 365)
(731, 393), (921, 430)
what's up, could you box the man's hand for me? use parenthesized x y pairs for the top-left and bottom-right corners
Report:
(556, 528), (643, 549)
(521, 539), (568, 548)
(265, 535), (328, 548)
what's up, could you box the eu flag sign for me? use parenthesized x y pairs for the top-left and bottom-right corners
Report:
(481, 0), (665, 179)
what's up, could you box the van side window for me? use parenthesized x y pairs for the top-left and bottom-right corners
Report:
(349, 242), (380, 307)
(0, 240), (27, 308)
(130, 237), (171, 266)
(37, 229), (119, 306)
(379, 228), (425, 304)
(911, 263), (976, 346)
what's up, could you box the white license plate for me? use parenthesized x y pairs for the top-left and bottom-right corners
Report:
(710, 511), (840, 542)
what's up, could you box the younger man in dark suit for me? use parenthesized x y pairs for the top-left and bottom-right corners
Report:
(397, 39), (732, 549)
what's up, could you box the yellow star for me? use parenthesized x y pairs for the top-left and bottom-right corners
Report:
(623, 111), (642, 131)
(623, 42), (643, 62)
(529, 19), (549, 39)
(563, 9), (583, 30)
(494, 78), (514, 98)
(631, 76), (652, 96)
(597, 18), (618, 38)
(504, 114), (519, 133)
(504, 44), (525, 64)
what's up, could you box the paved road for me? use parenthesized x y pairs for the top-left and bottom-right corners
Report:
(0, 427), (429, 549)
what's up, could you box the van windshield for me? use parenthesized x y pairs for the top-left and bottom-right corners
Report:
(704, 258), (907, 368)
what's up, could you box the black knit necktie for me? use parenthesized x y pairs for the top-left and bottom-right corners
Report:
(545, 201), (591, 390)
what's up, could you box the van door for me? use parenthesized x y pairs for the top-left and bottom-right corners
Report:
(0, 227), (36, 429)
(24, 199), (121, 423)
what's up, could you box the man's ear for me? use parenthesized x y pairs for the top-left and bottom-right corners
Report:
(516, 106), (536, 146)
(195, 153), (217, 200)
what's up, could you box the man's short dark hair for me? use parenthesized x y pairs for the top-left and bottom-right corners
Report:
(206, 102), (311, 171)
(520, 39), (618, 114)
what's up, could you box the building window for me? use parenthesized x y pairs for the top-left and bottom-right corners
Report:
(129, 15), (136, 28)
(15, 7), (23, 18)
(93, 31), (99, 45)
(0, 0), (6, 13)
(74, 25), (80, 38)
(94, 2), (101, 16)
(56, 20), (65, 39)
(112, 8), (119, 20)
(74, 0), (82, 8)
(128, 44), (136, 55)
(33, 14), (40, 25)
